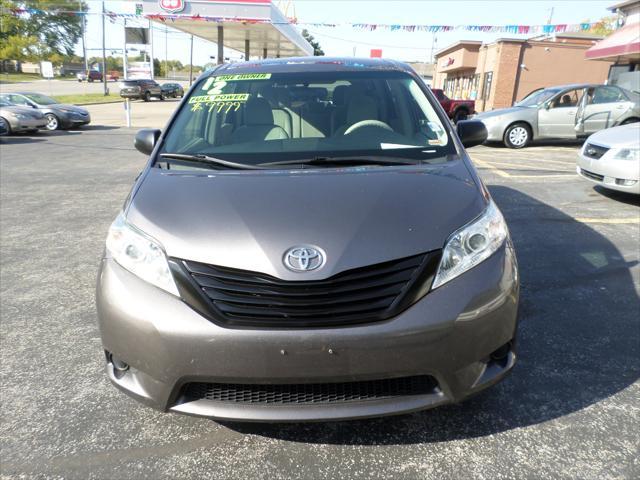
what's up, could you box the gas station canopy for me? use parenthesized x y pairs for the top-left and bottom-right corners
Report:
(142, 0), (313, 59)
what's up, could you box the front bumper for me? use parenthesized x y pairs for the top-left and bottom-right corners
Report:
(476, 118), (505, 142)
(59, 113), (91, 128)
(96, 244), (519, 422)
(577, 153), (640, 194)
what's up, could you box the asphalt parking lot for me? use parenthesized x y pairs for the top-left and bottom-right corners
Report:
(0, 129), (639, 479)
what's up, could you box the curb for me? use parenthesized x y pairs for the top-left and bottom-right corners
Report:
(75, 100), (124, 106)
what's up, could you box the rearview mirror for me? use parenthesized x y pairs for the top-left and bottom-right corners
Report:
(134, 128), (161, 155)
(456, 120), (487, 149)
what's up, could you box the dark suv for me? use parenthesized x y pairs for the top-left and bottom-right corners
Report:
(119, 79), (163, 102)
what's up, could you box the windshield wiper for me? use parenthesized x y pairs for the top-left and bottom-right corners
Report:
(159, 153), (267, 170)
(261, 156), (419, 168)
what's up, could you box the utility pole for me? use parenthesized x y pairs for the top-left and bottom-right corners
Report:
(189, 34), (194, 86)
(430, 33), (437, 63)
(149, 20), (154, 79)
(101, 0), (107, 95)
(123, 19), (128, 79)
(546, 7), (554, 25)
(80, 0), (88, 73)
(165, 26), (168, 79)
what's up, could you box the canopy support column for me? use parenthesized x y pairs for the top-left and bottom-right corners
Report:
(217, 25), (224, 64)
(245, 39), (250, 61)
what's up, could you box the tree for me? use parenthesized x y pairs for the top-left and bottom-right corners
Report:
(583, 15), (618, 37)
(301, 29), (324, 56)
(0, 0), (87, 64)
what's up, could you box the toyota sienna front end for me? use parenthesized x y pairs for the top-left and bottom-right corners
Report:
(96, 58), (519, 422)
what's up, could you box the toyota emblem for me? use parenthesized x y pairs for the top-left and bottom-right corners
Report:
(284, 246), (325, 272)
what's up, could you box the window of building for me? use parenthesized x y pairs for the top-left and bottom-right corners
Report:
(470, 74), (480, 100)
(482, 72), (493, 101)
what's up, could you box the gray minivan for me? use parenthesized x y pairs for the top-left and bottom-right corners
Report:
(96, 57), (519, 422)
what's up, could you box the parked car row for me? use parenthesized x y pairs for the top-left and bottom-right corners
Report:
(119, 79), (184, 101)
(0, 92), (90, 133)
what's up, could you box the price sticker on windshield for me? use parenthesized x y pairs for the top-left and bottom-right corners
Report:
(189, 93), (250, 113)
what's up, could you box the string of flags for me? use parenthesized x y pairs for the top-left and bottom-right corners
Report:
(7, 7), (613, 35)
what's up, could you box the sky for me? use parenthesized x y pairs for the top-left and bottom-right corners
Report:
(78, 0), (615, 66)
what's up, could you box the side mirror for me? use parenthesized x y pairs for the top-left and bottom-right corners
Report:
(134, 128), (161, 155)
(544, 102), (551, 110)
(456, 120), (487, 149)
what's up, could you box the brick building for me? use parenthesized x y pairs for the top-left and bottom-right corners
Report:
(433, 34), (613, 111)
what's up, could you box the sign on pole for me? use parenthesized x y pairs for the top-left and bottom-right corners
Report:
(40, 61), (54, 79)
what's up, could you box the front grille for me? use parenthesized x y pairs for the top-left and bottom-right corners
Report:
(178, 376), (438, 405)
(584, 143), (609, 160)
(170, 251), (440, 328)
(580, 168), (604, 182)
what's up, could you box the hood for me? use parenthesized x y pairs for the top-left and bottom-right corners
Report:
(587, 123), (640, 149)
(475, 106), (526, 120)
(126, 160), (486, 281)
(0, 105), (44, 118)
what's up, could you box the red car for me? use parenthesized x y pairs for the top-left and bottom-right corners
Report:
(431, 88), (475, 123)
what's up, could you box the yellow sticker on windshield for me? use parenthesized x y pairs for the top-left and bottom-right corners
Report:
(215, 73), (271, 81)
(189, 93), (250, 113)
(201, 77), (214, 91)
(189, 94), (250, 103)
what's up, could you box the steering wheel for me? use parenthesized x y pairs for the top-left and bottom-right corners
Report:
(344, 120), (393, 135)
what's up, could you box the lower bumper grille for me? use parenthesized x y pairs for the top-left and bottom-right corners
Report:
(178, 376), (438, 405)
(580, 168), (604, 182)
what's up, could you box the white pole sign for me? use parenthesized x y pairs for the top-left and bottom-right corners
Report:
(40, 61), (54, 79)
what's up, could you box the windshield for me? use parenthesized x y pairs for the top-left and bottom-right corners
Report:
(160, 70), (455, 167)
(515, 88), (561, 107)
(24, 93), (58, 105)
(0, 99), (13, 107)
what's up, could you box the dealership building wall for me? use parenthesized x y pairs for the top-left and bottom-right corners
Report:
(433, 35), (612, 111)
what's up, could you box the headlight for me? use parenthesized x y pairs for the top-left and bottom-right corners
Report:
(105, 212), (179, 296)
(432, 200), (508, 289)
(612, 148), (640, 161)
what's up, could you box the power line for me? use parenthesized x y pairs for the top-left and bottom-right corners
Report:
(307, 29), (432, 50)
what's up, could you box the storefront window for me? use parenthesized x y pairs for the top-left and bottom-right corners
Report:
(482, 72), (493, 101)
(608, 63), (640, 93)
(470, 74), (480, 100)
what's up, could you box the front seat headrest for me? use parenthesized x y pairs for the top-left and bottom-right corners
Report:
(346, 93), (378, 124)
(245, 97), (274, 125)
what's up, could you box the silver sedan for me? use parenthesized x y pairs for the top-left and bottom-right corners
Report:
(0, 99), (46, 134)
(577, 122), (640, 195)
(476, 83), (640, 148)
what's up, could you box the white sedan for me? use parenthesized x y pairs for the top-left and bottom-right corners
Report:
(577, 123), (640, 195)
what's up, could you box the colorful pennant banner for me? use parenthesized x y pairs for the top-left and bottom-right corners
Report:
(6, 7), (613, 35)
